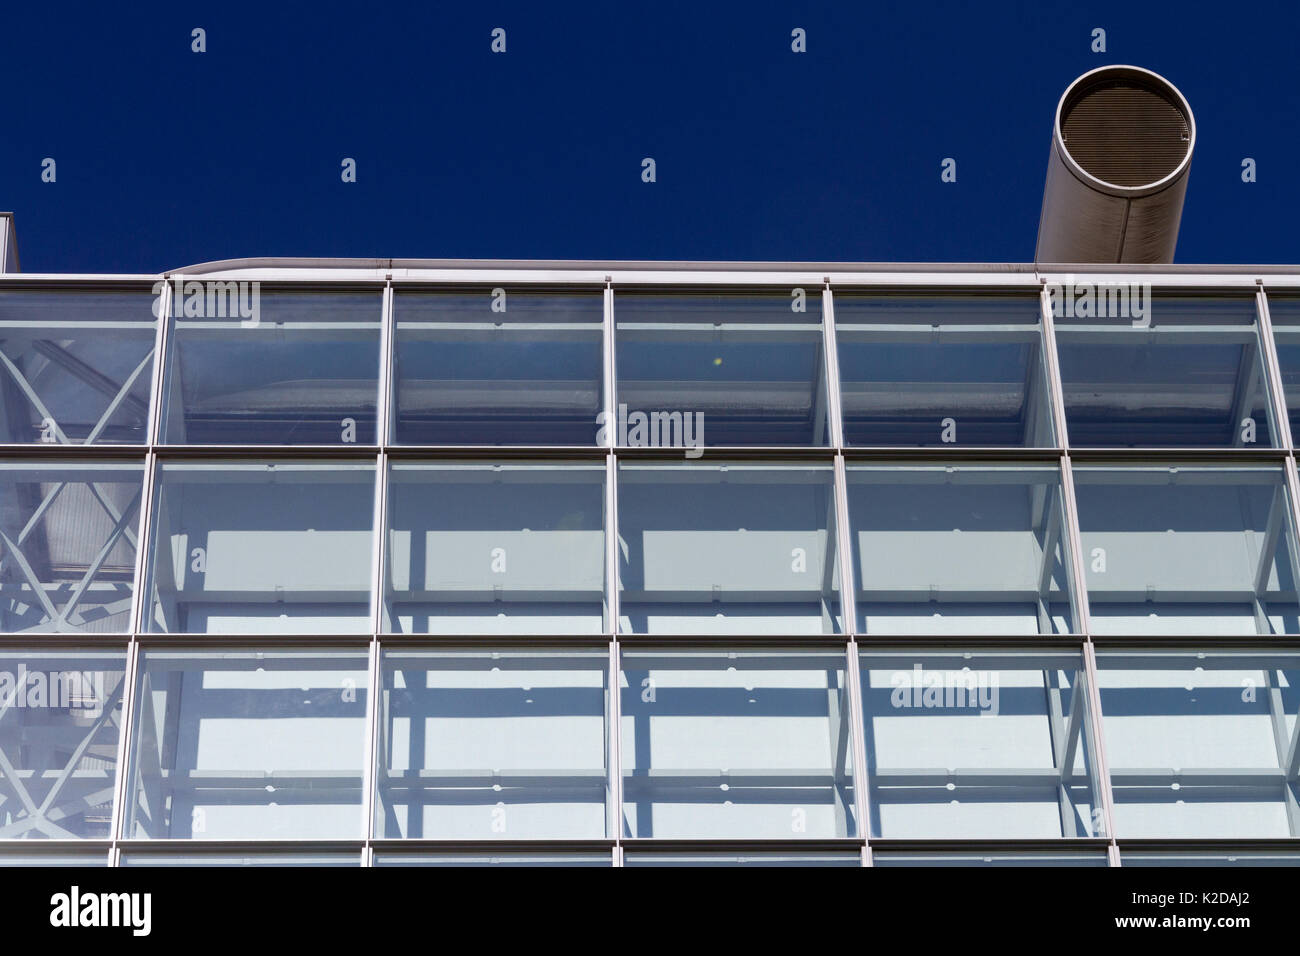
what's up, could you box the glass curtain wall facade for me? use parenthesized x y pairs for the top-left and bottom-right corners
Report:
(2, 265), (1300, 867)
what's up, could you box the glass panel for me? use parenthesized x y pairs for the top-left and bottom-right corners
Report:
(160, 289), (382, 445)
(1096, 649), (1300, 839)
(120, 851), (359, 866)
(617, 462), (841, 634)
(1074, 466), (1300, 635)
(375, 649), (609, 839)
(0, 649), (127, 839)
(374, 852), (611, 867)
(0, 461), (144, 633)
(1054, 295), (1275, 447)
(859, 649), (1104, 839)
(614, 291), (827, 447)
(383, 463), (605, 634)
(0, 849), (108, 865)
(625, 851), (860, 867)
(873, 851), (1107, 867)
(834, 295), (1054, 446)
(143, 461), (376, 634)
(0, 289), (156, 445)
(392, 290), (604, 445)
(1122, 849), (1300, 866)
(846, 465), (1075, 635)
(124, 649), (369, 840)
(620, 649), (856, 839)
(1265, 295), (1300, 446)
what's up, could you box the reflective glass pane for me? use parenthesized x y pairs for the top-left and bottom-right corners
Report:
(383, 463), (605, 634)
(0, 649), (126, 839)
(1265, 295), (1300, 445)
(1097, 650), (1300, 839)
(375, 649), (609, 839)
(120, 851), (359, 866)
(846, 465), (1075, 635)
(615, 291), (828, 447)
(0, 849), (108, 865)
(617, 462), (841, 634)
(873, 851), (1107, 867)
(0, 289), (156, 445)
(1054, 295), (1276, 447)
(834, 295), (1054, 446)
(392, 290), (604, 445)
(1074, 466), (1300, 635)
(144, 461), (376, 634)
(0, 461), (144, 633)
(124, 649), (369, 839)
(374, 852), (611, 867)
(1122, 849), (1300, 866)
(160, 289), (382, 444)
(620, 649), (856, 839)
(625, 851), (860, 867)
(859, 649), (1104, 839)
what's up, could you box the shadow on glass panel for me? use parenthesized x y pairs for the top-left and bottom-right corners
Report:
(0, 461), (144, 633)
(1097, 650), (1300, 839)
(619, 650), (856, 839)
(834, 295), (1054, 447)
(144, 461), (376, 634)
(847, 465), (1076, 635)
(0, 290), (156, 444)
(1074, 467), (1300, 635)
(615, 291), (828, 447)
(160, 290), (382, 445)
(618, 463), (841, 634)
(1055, 296), (1275, 447)
(374, 650), (609, 839)
(859, 650), (1104, 839)
(392, 291), (604, 445)
(124, 650), (369, 840)
(383, 463), (605, 634)
(0, 650), (126, 840)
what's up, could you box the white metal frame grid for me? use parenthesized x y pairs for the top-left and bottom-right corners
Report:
(0, 265), (1298, 867)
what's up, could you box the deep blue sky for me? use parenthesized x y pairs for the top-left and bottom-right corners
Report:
(4, 1), (1297, 272)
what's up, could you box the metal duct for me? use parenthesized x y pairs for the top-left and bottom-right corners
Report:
(1035, 65), (1195, 264)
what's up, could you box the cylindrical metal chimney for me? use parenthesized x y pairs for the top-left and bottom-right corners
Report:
(1035, 64), (1195, 264)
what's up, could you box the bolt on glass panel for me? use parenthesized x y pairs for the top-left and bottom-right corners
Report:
(1074, 466), (1300, 635)
(391, 290), (604, 446)
(1054, 295), (1277, 447)
(1264, 295), (1300, 446)
(617, 462), (842, 634)
(858, 649), (1105, 839)
(0, 649), (126, 840)
(0, 289), (157, 445)
(374, 649), (610, 840)
(1097, 649), (1300, 839)
(123, 649), (369, 840)
(872, 850), (1108, 866)
(0, 461), (144, 634)
(624, 850), (861, 866)
(619, 649), (857, 839)
(614, 291), (828, 447)
(143, 461), (377, 634)
(846, 465), (1077, 635)
(382, 462), (606, 634)
(834, 295), (1055, 447)
(159, 289), (382, 445)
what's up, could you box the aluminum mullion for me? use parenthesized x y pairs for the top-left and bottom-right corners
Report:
(359, 636), (382, 862)
(376, 281), (395, 448)
(605, 281), (624, 863)
(106, 636), (141, 859)
(1256, 289), (1293, 451)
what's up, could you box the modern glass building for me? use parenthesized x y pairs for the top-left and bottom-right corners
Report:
(3, 209), (1300, 866)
